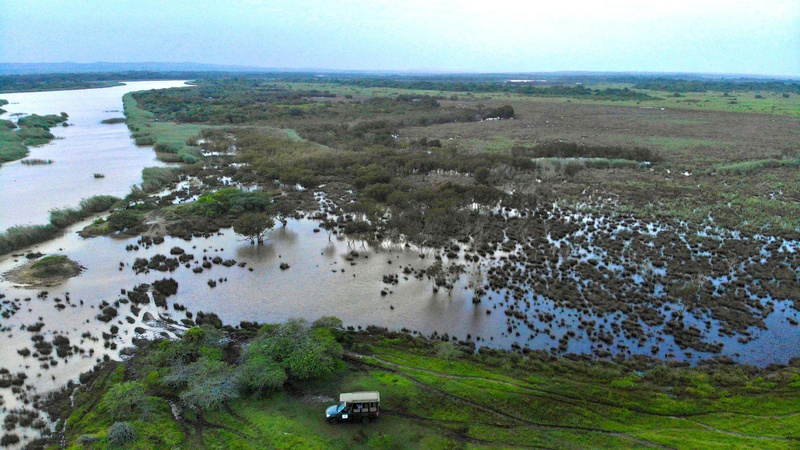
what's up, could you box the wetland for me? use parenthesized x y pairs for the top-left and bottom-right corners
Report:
(0, 73), (798, 448)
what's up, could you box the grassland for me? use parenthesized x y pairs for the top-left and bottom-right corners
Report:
(281, 81), (800, 118)
(54, 329), (800, 449)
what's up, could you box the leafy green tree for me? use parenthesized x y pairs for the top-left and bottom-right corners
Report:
(233, 212), (275, 244)
(233, 319), (343, 395)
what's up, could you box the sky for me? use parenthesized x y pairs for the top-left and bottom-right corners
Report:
(1, 0), (798, 76)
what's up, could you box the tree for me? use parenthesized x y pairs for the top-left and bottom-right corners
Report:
(425, 261), (465, 295)
(164, 357), (238, 410)
(233, 212), (274, 244)
(233, 319), (343, 395)
(269, 199), (294, 227)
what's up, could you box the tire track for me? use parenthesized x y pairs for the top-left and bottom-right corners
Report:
(344, 353), (674, 449)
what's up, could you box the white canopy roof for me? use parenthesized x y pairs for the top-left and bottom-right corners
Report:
(340, 391), (380, 403)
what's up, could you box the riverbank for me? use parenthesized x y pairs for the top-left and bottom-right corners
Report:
(40, 324), (800, 449)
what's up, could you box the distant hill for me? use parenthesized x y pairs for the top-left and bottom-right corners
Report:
(0, 62), (272, 75)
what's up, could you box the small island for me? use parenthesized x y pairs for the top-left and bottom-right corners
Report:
(3, 254), (84, 287)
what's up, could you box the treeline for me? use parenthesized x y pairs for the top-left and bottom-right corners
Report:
(633, 78), (800, 94)
(1, 72), (199, 93)
(512, 142), (657, 162)
(330, 77), (659, 100)
(135, 84), (514, 149)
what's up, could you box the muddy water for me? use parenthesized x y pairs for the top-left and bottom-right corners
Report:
(0, 218), (494, 413)
(0, 81), (189, 230)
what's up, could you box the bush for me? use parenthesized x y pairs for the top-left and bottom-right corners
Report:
(99, 382), (152, 421)
(165, 357), (238, 409)
(134, 135), (155, 146)
(106, 421), (137, 446)
(141, 167), (179, 192)
(106, 210), (143, 232)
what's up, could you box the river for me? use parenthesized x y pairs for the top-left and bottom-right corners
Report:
(0, 81), (189, 231)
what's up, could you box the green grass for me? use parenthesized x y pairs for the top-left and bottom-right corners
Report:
(460, 136), (517, 153)
(123, 92), (204, 163)
(30, 254), (69, 269)
(627, 136), (735, 153)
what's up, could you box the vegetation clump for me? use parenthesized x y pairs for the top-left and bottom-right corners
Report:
(0, 112), (67, 163)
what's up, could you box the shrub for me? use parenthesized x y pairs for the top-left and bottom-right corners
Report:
(99, 382), (152, 421)
(106, 210), (143, 232)
(165, 357), (238, 409)
(106, 422), (137, 446)
(134, 135), (155, 146)
(141, 167), (179, 192)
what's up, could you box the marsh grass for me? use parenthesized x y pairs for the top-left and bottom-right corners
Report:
(0, 113), (66, 162)
(0, 225), (60, 255)
(716, 158), (800, 175)
(0, 195), (119, 255)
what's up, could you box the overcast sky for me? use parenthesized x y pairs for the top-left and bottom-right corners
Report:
(1, 0), (798, 76)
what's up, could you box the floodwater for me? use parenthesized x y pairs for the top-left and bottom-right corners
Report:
(0, 81), (189, 231)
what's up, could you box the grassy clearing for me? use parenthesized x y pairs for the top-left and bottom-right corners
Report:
(123, 92), (203, 163)
(55, 330), (800, 449)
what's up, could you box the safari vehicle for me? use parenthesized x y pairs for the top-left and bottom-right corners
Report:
(325, 391), (380, 424)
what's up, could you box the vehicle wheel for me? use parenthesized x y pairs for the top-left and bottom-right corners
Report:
(361, 417), (370, 425)
(329, 418), (338, 425)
